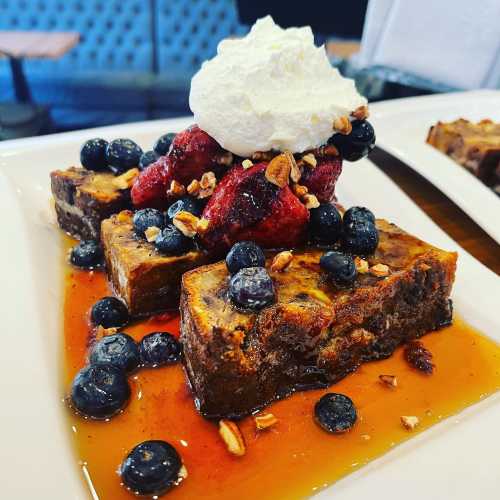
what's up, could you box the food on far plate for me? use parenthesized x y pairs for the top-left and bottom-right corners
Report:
(49, 15), (500, 500)
(426, 118), (500, 194)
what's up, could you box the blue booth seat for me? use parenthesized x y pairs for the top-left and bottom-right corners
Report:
(0, 0), (248, 130)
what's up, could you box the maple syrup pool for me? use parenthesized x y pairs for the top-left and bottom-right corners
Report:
(62, 251), (500, 499)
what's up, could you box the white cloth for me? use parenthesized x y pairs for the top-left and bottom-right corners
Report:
(353, 0), (500, 89)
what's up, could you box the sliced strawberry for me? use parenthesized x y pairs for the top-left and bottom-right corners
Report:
(131, 156), (171, 210)
(300, 156), (342, 203)
(168, 124), (225, 185)
(200, 163), (309, 254)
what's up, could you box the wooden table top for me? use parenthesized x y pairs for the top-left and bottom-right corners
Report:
(370, 148), (500, 275)
(0, 31), (79, 59)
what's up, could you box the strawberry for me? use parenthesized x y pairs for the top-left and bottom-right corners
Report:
(131, 156), (171, 210)
(200, 163), (309, 254)
(300, 156), (342, 203)
(168, 124), (225, 185)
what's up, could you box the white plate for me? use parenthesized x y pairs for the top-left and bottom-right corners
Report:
(0, 119), (499, 499)
(370, 89), (500, 244)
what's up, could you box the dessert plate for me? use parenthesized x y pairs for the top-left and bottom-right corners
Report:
(0, 119), (499, 499)
(370, 89), (500, 244)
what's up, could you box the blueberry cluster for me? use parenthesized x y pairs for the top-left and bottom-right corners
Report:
(70, 295), (181, 419)
(225, 241), (275, 310)
(132, 195), (203, 255)
(79, 132), (176, 175)
(328, 119), (376, 162)
(309, 204), (378, 286)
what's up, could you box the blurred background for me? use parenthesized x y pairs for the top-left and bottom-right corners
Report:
(0, 0), (499, 140)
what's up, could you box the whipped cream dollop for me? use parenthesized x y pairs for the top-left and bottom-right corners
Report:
(189, 16), (367, 157)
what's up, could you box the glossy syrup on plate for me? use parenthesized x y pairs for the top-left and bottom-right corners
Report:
(62, 251), (500, 499)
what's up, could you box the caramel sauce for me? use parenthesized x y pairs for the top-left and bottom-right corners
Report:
(62, 243), (500, 499)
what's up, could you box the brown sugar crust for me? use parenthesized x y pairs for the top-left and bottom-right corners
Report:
(50, 167), (131, 240)
(102, 211), (210, 317)
(180, 220), (457, 419)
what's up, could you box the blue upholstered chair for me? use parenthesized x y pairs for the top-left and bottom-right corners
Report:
(0, 0), (247, 130)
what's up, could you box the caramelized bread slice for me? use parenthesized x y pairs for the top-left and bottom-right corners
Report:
(181, 220), (457, 419)
(51, 167), (133, 240)
(426, 118), (500, 187)
(102, 211), (210, 317)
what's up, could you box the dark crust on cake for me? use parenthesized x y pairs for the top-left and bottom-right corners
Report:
(101, 211), (210, 317)
(180, 220), (457, 419)
(51, 167), (131, 240)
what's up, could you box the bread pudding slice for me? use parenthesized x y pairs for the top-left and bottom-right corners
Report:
(51, 167), (133, 240)
(180, 220), (457, 419)
(426, 118), (500, 188)
(102, 211), (209, 317)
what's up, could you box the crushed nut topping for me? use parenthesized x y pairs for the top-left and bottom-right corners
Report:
(292, 183), (309, 198)
(302, 153), (317, 168)
(178, 465), (188, 481)
(187, 179), (200, 196)
(351, 105), (369, 120)
(216, 151), (234, 166)
(219, 419), (246, 456)
(265, 153), (292, 188)
(354, 257), (369, 274)
(286, 151), (301, 183)
(404, 341), (434, 374)
(242, 159), (254, 169)
(173, 211), (200, 238)
(333, 116), (353, 135)
(144, 226), (161, 243)
(370, 263), (390, 277)
(112, 168), (139, 190)
(117, 210), (132, 223)
(255, 413), (278, 431)
(379, 374), (398, 388)
(95, 325), (118, 341)
(315, 144), (340, 158)
(400, 415), (419, 430)
(167, 179), (186, 198)
(196, 217), (210, 234)
(302, 193), (320, 209)
(270, 251), (293, 272)
(198, 171), (217, 199)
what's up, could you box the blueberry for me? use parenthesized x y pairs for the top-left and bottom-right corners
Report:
(229, 266), (275, 310)
(133, 208), (166, 238)
(166, 196), (203, 222)
(225, 241), (266, 275)
(89, 333), (140, 374)
(139, 332), (182, 367)
(154, 225), (193, 255)
(320, 251), (357, 286)
(153, 133), (176, 156)
(70, 240), (103, 269)
(70, 363), (130, 419)
(106, 138), (143, 175)
(314, 393), (357, 433)
(343, 206), (375, 225)
(91, 297), (129, 328)
(309, 204), (342, 244)
(80, 138), (108, 171)
(120, 440), (183, 496)
(329, 120), (375, 162)
(342, 220), (379, 255)
(139, 150), (158, 170)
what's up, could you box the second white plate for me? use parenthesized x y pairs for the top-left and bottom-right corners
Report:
(370, 89), (500, 244)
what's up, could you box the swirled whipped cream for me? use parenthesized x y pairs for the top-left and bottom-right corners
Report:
(189, 16), (367, 157)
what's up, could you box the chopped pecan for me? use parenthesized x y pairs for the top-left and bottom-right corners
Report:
(302, 153), (317, 168)
(196, 217), (210, 234)
(219, 419), (246, 456)
(198, 171), (216, 198)
(404, 341), (434, 374)
(167, 179), (186, 198)
(187, 179), (200, 196)
(400, 415), (419, 430)
(173, 211), (200, 238)
(315, 144), (340, 158)
(285, 151), (301, 183)
(292, 183), (309, 198)
(255, 413), (278, 430)
(302, 193), (320, 209)
(333, 116), (352, 135)
(370, 263), (390, 277)
(351, 105), (369, 120)
(379, 374), (398, 388)
(242, 159), (254, 169)
(265, 153), (292, 188)
(354, 257), (369, 274)
(270, 251), (293, 272)
(144, 226), (160, 243)
(112, 168), (139, 190)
